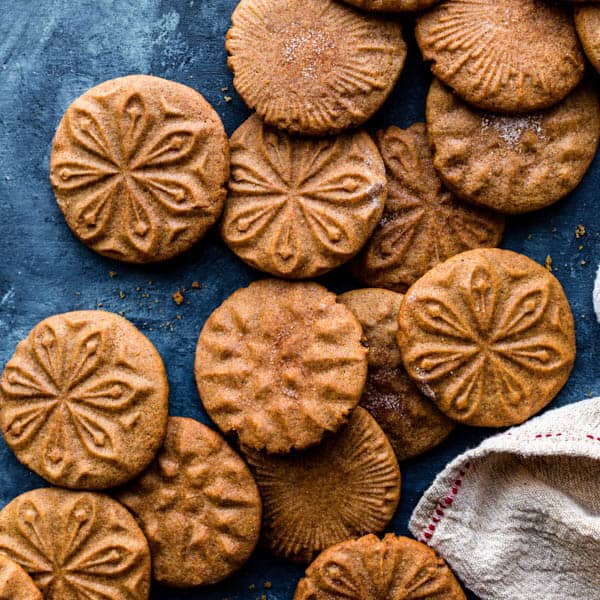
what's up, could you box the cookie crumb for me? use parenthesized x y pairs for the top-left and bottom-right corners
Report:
(224, 95), (232, 103)
(119, 290), (126, 299)
(578, 245), (584, 252)
(544, 255), (552, 272)
(221, 86), (229, 92)
(575, 224), (586, 238)
(248, 584), (256, 591)
(264, 581), (272, 589)
(581, 260), (587, 266)
(191, 281), (201, 289)
(173, 291), (184, 306)
(109, 271), (117, 278)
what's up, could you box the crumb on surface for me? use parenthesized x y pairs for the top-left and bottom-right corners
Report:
(119, 290), (126, 299)
(545, 255), (552, 272)
(109, 271), (117, 278)
(581, 260), (587, 266)
(191, 281), (201, 289)
(575, 224), (586, 238)
(264, 581), (272, 589)
(579, 245), (584, 252)
(173, 290), (184, 305)
(224, 95), (232, 103)
(221, 86), (229, 92)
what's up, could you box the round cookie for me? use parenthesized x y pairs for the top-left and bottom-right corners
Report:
(339, 288), (455, 461)
(353, 123), (504, 290)
(0, 311), (169, 489)
(222, 115), (386, 279)
(341, 0), (439, 11)
(117, 417), (262, 587)
(50, 75), (229, 263)
(427, 80), (600, 214)
(398, 249), (576, 427)
(245, 407), (400, 563)
(226, 0), (406, 135)
(195, 280), (367, 453)
(575, 7), (600, 74)
(0, 554), (42, 600)
(416, 0), (585, 113)
(294, 533), (466, 600)
(0, 488), (151, 599)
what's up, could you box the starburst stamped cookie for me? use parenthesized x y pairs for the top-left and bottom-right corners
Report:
(222, 116), (386, 278)
(341, 0), (439, 11)
(575, 7), (600, 74)
(0, 553), (42, 600)
(117, 417), (261, 587)
(294, 534), (466, 600)
(0, 488), (151, 599)
(353, 123), (504, 290)
(0, 311), (169, 489)
(245, 408), (400, 563)
(195, 280), (367, 453)
(226, 0), (406, 135)
(50, 75), (229, 263)
(427, 80), (600, 214)
(398, 249), (576, 427)
(416, 0), (584, 113)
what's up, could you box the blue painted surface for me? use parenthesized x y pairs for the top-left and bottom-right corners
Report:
(0, 2), (598, 598)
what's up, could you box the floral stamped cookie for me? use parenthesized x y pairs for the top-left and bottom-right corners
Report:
(398, 249), (576, 427)
(226, 0), (406, 135)
(427, 80), (600, 214)
(195, 280), (368, 453)
(575, 7), (600, 74)
(117, 417), (261, 587)
(0, 488), (151, 600)
(0, 311), (169, 489)
(353, 123), (504, 291)
(222, 116), (386, 279)
(245, 408), (400, 563)
(50, 75), (229, 263)
(341, 0), (439, 12)
(0, 553), (42, 600)
(416, 0), (584, 113)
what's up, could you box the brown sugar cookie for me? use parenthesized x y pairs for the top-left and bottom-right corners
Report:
(195, 280), (367, 453)
(353, 123), (504, 290)
(226, 0), (406, 135)
(50, 75), (229, 263)
(0, 311), (169, 489)
(222, 115), (386, 279)
(116, 417), (261, 587)
(416, 0), (585, 113)
(0, 553), (42, 600)
(0, 488), (151, 599)
(339, 289), (455, 461)
(294, 533), (466, 600)
(245, 407), (400, 563)
(575, 7), (600, 74)
(398, 249), (576, 427)
(427, 80), (600, 214)
(341, 0), (439, 11)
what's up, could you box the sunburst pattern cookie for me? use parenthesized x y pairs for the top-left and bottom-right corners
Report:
(341, 0), (439, 11)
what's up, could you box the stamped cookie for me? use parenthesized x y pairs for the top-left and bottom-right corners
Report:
(195, 280), (367, 453)
(245, 408), (400, 563)
(294, 533), (466, 600)
(416, 0), (584, 113)
(222, 116), (386, 278)
(0, 553), (42, 600)
(353, 123), (504, 290)
(0, 311), (169, 489)
(226, 0), (406, 135)
(398, 249), (576, 427)
(341, 0), (439, 11)
(339, 289), (454, 461)
(0, 488), (151, 599)
(575, 7), (600, 74)
(50, 75), (229, 263)
(117, 417), (261, 587)
(427, 80), (600, 214)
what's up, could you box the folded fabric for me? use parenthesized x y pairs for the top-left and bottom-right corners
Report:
(409, 397), (600, 600)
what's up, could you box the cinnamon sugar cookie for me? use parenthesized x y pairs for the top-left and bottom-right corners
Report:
(117, 417), (261, 587)
(226, 0), (406, 135)
(294, 534), (466, 600)
(341, 0), (439, 11)
(0, 554), (42, 600)
(222, 116), (386, 278)
(416, 0), (584, 113)
(339, 289), (454, 460)
(427, 80), (600, 214)
(398, 249), (576, 427)
(575, 7), (600, 74)
(50, 75), (229, 263)
(195, 280), (368, 453)
(353, 123), (504, 290)
(245, 408), (400, 563)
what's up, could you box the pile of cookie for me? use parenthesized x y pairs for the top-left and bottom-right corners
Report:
(1, 0), (599, 597)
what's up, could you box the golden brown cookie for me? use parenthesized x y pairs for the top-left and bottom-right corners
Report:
(222, 116), (386, 279)
(0, 311), (169, 489)
(294, 533), (466, 600)
(341, 0), (439, 11)
(226, 0), (406, 135)
(245, 407), (400, 563)
(416, 0), (585, 113)
(0, 553), (42, 600)
(427, 80), (600, 214)
(195, 280), (367, 453)
(398, 249), (576, 427)
(339, 289), (455, 461)
(117, 417), (261, 587)
(576, 7), (600, 74)
(0, 488), (151, 599)
(50, 75), (229, 263)
(353, 123), (504, 290)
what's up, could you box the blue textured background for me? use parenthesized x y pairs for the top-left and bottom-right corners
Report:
(0, 2), (599, 598)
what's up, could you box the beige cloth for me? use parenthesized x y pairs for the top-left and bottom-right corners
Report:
(409, 397), (600, 600)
